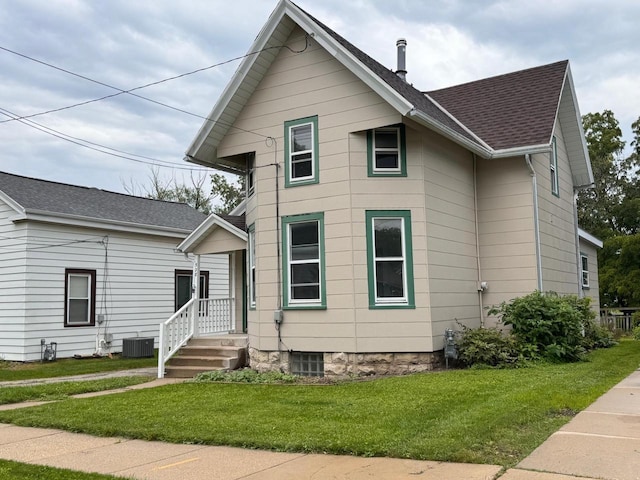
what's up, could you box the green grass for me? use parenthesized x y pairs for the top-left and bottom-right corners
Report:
(1, 342), (638, 468)
(0, 459), (128, 480)
(0, 354), (156, 382)
(0, 376), (152, 405)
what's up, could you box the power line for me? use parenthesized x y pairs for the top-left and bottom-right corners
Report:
(0, 108), (210, 171)
(0, 38), (308, 126)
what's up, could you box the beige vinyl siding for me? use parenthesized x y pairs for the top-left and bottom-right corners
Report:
(477, 156), (537, 325)
(6, 221), (227, 361)
(420, 127), (480, 346)
(579, 240), (600, 311)
(0, 198), (27, 360)
(219, 27), (430, 353)
(193, 228), (246, 254)
(535, 122), (579, 295)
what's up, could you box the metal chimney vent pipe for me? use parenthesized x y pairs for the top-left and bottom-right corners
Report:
(396, 38), (407, 81)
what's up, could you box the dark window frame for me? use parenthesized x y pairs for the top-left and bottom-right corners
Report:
(174, 269), (210, 312)
(64, 268), (96, 327)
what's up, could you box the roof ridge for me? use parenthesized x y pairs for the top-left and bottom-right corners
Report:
(426, 59), (569, 94)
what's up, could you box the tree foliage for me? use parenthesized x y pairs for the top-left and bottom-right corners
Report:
(211, 173), (245, 215)
(577, 111), (640, 307)
(123, 169), (245, 215)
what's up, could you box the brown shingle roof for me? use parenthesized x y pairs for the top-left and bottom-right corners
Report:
(427, 60), (568, 150)
(219, 214), (246, 232)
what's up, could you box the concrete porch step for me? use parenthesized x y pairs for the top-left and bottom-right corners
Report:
(188, 335), (248, 348)
(168, 355), (237, 368)
(164, 335), (248, 379)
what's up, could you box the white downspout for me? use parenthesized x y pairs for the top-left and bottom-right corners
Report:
(192, 254), (201, 337)
(230, 251), (237, 332)
(573, 190), (584, 297)
(525, 154), (543, 291)
(473, 154), (484, 327)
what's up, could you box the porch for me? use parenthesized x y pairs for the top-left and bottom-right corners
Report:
(158, 257), (246, 378)
(158, 211), (248, 378)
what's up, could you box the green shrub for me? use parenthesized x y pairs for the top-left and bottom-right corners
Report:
(193, 369), (299, 384)
(632, 326), (640, 341)
(632, 311), (640, 328)
(582, 319), (617, 349)
(488, 291), (594, 362)
(455, 326), (524, 368)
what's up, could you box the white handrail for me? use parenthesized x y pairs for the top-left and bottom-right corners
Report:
(158, 297), (196, 378)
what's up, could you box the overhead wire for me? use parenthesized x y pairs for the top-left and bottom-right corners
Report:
(0, 108), (210, 171)
(0, 38), (308, 128)
(0, 37), (309, 169)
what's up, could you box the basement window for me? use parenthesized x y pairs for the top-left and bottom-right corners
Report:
(291, 352), (324, 377)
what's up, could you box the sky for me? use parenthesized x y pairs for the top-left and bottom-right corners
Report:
(0, 0), (638, 200)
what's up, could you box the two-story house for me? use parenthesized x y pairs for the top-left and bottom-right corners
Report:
(172, 0), (600, 377)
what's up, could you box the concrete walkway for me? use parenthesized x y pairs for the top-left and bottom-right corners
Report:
(0, 367), (639, 479)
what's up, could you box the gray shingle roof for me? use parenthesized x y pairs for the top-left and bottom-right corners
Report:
(427, 60), (568, 150)
(0, 171), (207, 232)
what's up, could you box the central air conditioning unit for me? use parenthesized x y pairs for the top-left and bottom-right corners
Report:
(122, 337), (154, 358)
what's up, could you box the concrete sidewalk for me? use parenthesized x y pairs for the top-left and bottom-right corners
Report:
(503, 367), (640, 480)
(0, 368), (639, 479)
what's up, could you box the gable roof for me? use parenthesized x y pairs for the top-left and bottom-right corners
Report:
(185, 0), (592, 186)
(177, 212), (247, 254)
(427, 61), (568, 151)
(0, 171), (207, 235)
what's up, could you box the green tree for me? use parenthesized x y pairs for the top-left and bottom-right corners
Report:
(577, 111), (640, 307)
(577, 110), (626, 238)
(599, 234), (640, 307)
(211, 173), (245, 215)
(123, 168), (213, 214)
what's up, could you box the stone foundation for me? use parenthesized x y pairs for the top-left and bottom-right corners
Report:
(249, 347), (442, 377)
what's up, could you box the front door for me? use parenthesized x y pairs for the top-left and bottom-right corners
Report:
(174, 270), (209, 311)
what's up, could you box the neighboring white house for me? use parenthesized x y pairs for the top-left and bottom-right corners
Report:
(0, 171), (228, 362)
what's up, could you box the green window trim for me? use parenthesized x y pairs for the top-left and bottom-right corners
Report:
(367, 124), (407, 177)
(284, 115), (319, 188)
(550, 136), (560, 197)
(248, 223), (256, 310)
(365, 210), (415, 309)
(281, 212), (326, 310)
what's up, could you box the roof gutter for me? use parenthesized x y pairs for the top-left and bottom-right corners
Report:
(525, 154), (544, 291)
(409, 109), (492, 158)
(12, 210), (194, 238)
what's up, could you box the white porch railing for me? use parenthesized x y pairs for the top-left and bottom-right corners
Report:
(158, 297), (232, 378)
(198, 298), (233, 335)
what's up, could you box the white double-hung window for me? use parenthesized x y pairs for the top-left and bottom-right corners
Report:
(285, 116), (318, 187)
(65, 269), (96, 326)
(367, 125), (406, 176)
(282, 212), (325, 308)
(365, 211), (415, 308)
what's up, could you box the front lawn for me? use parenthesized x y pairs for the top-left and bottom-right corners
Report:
(0, 459), (127, 480)
(0, 377), (151, 405)
(0, 354), (157, 382)
(0, 341), (638, 467)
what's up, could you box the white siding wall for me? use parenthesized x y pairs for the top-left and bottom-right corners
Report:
(535, 121), (580, 295)
(2, 220), (227, 361)
(0, 198), (28, 360)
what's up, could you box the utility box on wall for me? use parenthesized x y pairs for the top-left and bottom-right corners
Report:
(122, 337), (154, 358)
